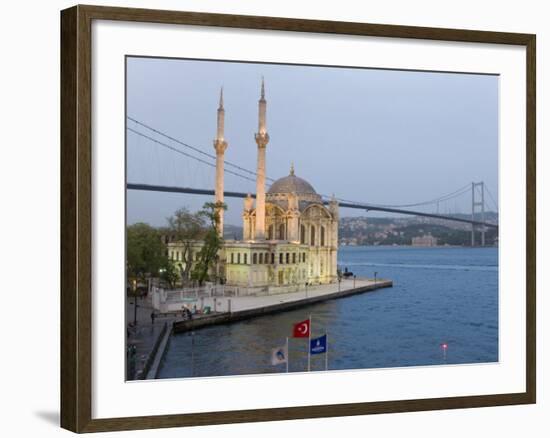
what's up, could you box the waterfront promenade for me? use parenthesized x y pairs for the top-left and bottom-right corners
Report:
(173, 277), (392, 333)
(192, 277), (388, 312)
(126, 297), (175, 379)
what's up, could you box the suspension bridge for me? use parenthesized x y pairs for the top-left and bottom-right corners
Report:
(126, 117), (498, 246)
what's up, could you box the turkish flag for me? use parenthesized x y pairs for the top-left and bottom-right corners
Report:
(293, 319), (310, 338)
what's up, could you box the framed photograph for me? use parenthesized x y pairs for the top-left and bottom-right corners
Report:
(60, 5), (536, 433)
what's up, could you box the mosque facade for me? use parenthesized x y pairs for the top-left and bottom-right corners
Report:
(168, 81), (339, 293)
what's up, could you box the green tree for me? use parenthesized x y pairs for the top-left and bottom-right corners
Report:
(159, 261), (179, 289)
(126, 223), (168, 287)
(191, 202), (227, 286)
(166, 207), (207, 285)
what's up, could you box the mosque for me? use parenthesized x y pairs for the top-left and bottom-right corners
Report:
(168, 81), (339, 293)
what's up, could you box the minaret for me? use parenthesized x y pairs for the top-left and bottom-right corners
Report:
(287, 163), (300, 242)
(213, 87), (228, 237)
(254, 78), (270, 240)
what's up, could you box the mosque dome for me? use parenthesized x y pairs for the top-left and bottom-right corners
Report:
(267, 164), (317, 195)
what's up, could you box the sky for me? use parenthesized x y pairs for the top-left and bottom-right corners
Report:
(126, 56), (498, 227)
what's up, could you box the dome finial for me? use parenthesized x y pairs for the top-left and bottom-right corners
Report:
(290, 162), (295, 176)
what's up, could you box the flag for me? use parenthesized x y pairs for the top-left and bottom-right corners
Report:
(271, 344), (288, 366)
(310, 334), (327, 355)
(293, 319), (310, 338)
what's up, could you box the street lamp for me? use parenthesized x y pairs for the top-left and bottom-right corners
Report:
(158, 268), (166, 294)
(132, 279), (138, 326)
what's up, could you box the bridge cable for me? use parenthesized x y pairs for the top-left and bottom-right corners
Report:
(475, 185), (497, 214)
(127, 118), (480, 211)
(484, 185), (499, 211)
(329, 184), (471, 209)
(127, 127), (260, 185)
(127, 116), (276, 182)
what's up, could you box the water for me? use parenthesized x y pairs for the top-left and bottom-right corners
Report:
(158, 246), (498, 378)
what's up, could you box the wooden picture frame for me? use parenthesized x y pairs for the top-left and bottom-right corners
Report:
(61, 4), (536, 433)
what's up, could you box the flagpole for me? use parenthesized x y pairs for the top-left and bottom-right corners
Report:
(325, 332), (328, 371)
(308, 314), (312, 372)
(286, 337), (289, 373)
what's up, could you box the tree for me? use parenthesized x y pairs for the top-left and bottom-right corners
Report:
(191, 202), (227, 286)
(166, 207), (207, 285)
(159, 262), (179, 289)
(126, 223), (168, 287)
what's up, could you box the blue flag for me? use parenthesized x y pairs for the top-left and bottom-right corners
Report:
(310, 334), (327, 355)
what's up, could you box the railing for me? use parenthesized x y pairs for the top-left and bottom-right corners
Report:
(152, 285), (245, 313)
(152, 281), (366, 314)
(160, 285), (242, 300)
(136, 321), (168, 380)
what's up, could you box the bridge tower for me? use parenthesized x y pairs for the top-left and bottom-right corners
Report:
(254, 78), (269, 240)
(471, 181), (485, 246)
(213, 87), (228, 237)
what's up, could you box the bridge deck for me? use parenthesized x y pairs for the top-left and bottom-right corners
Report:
(127, 183), (498, 229)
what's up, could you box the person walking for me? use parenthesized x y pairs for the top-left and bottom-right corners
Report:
(150, 311), (156, 325)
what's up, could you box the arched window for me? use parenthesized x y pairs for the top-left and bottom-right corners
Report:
(267, 224), (274, 240)
(300, 224), (306, 244)
(244, 253), (248, 264)
(230, 253), (234, 264)
(278, 224), (285, 240)
(259, 253), (263, 264)
(279, 253), (283, 264)
(310, 226), (316, 246)
(253, 253), (257, 264)
(271, 253), (275, 264)
(265, 253), (269, 264)
(321, 226), (325, 246)
(237, 253), (241, 264)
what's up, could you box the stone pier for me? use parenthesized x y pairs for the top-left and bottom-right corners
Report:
(173, 277), (393, 334)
